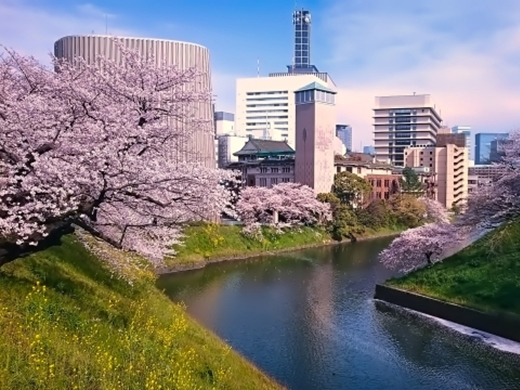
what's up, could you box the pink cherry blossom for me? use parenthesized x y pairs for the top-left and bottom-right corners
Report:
(0, 42), (238, 267)
(379, 222), (462, 273)
(235, 182), (331, 233)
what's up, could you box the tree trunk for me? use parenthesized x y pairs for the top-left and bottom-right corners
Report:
(72, 219), (123, 249)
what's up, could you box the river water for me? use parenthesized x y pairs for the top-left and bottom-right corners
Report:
(158, 237), (520, 390)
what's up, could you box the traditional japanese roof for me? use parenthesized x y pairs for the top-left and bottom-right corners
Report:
(233, 139), (295, 157)
(295, 82), (336, 94)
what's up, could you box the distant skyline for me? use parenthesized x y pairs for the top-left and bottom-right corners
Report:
(2, 0), (520, 147)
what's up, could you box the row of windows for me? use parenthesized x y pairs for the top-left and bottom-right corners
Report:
(259, 167), (291, 174)
(294, 51), (309, 56)
(392, 117), (417, 123)
(369, 179), (393, 188)
(246, 115), (288, 120)
(294, 38), (309, 44)
(246, 91), (288, 96)
(246, 103), (288, 108)
(245, 121), (289, 126)
(295, 90), (335, 104)
(246, 109), (288, 113)
(246, 97), (289, 102)
(295, 31), (309, 37)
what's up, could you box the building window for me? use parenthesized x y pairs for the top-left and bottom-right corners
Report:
(376, 192), (382, 199)
(260, 167), (267, 173)
(259, 178), (267, 187)
(271, 178), (278, 186)
(357, 167), (362, 174)
(271, 168), (279, 173)
(337, 167), (341, 173)
(282, 167), (291, 173)
(384, 180), (389, 188)
(282, 178), (291, 183)
(376, 179), (382, 187)
(384, 192), (390, 199)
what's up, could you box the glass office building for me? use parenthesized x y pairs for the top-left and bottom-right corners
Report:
(474, 132), (509, 164)
(336, 124), (352, 152)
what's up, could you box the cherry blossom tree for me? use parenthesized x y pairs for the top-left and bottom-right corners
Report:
(419, 196), (450, 224)
(235, 182), (331, 232)
(379, 222), (462, 273)
(0, 42), (237, 267)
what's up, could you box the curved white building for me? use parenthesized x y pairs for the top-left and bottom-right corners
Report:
(54, 35), (215, 167)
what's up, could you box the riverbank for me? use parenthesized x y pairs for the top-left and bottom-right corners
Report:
(159, 224), (402, 274)
(0, 234), (283, 389)
(387, 219), (520, 321)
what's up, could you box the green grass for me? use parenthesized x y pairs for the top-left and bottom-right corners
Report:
(388, 220), (520, 319)
(168, 224), (331, 267)
(0, 234), (282, 390)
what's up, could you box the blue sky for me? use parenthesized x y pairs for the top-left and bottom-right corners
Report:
(2, 0), (520, 150)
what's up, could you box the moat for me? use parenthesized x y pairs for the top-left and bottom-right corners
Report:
(158, 237), (520, 390)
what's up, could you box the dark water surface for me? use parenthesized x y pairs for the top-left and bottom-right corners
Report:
(158, 238), (520, 390)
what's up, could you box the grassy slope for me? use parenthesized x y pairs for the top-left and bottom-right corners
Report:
(167, 223), (404, 269)
(0, 235), (282, 390)
(388, 220), (520, 319)
(168, 224), (331, 267)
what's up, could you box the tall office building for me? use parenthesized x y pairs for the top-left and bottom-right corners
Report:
(474, 132), (509, 165)
(335, 124), (352, 152)
(404, 143), (468, 209)
(54, 35), (215, 168)
(288, 9), (319, 73)
(294, 82), (337, 194)
(373, 94), (442, 166)
(235, 8), (334, 147)
(235, 74), (335, 149)
(214, 111), (235, 136)
(452, 126), (472, 160)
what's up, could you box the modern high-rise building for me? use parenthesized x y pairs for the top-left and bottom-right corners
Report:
(54, 35), (215, 168)
(373, 94), (443, 166)
(288, 9), (319, 73)
(452, 126), (472, 160)
(404, 143), (468, 209)
(235, 73), (335, 148)
(474, 132), (509, 165)
(335, 124), (352, 152)
(214, 111), (235, 136)
(235, 7), (334, 148)
(294, 82), (337, 194)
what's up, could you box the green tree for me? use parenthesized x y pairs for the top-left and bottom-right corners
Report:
(318, 192), (365, 241)
(387, 194), (427, 228)
(399, 167), (424, 195)
(332, 172), (372, 208)
(356, 199), (391, 229)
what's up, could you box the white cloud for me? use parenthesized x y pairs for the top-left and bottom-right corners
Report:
(324, 0), (520, 150)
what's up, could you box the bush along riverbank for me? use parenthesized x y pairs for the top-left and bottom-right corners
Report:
(387, 219), (520, 321)
(0, 234), (282, 390)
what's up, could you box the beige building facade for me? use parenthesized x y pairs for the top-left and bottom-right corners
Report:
(373, 94), (443, 167)
(404, 144), (468, 208)
(294, 82), (337, 194)
(54, 35), (215, 167)
(235, 73), (335, 149)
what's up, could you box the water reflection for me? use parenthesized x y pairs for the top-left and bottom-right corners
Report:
(158, 238), (520, 390)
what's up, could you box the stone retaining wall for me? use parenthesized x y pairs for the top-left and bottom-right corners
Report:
(374, 284), (520, 343)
